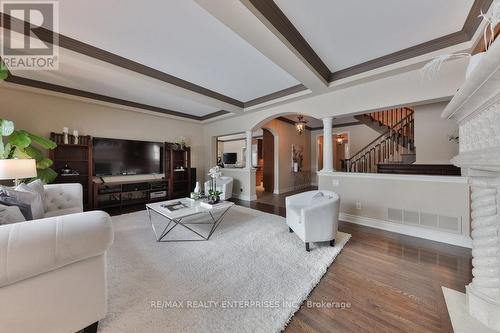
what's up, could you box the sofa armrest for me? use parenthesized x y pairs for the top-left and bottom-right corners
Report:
(0, 211), (113, 288)
(44, 183), (83, 213)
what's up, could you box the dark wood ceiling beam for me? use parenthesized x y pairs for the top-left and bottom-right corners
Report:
(244, 84), (307, 108)
(4, 75), (229, 121)
(245, 0), (331, 83)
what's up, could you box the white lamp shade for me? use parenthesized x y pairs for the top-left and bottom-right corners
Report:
(0, 159), (37, 180)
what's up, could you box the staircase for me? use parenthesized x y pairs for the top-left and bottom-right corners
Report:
(344, 108), (415, 173)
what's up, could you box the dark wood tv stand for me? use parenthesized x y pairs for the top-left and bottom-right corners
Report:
(93, 177), (169, 215)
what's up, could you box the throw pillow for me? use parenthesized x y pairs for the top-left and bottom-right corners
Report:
(27, 179), (45, 205)
(312, 192), (324, 199)
(0, 190), (33, 220)
(0, 204), (26, 225)
(16, 183), (44, 219)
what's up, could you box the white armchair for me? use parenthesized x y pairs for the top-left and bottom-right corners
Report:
(204, 176), (234, 201)
(285, 190), (340, 252)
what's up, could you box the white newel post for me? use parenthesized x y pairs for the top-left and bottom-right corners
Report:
(245, 130), (253, 170)
(321, 117), (334, 173)
(441, 38), (500, 331)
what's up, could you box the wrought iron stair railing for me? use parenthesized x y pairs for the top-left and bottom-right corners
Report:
(344, 110), (414, 173)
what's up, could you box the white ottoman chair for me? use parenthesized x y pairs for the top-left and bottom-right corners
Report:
(285, 190), (340, 252)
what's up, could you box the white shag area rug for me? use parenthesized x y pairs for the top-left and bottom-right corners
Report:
(100, 205), (350, 333)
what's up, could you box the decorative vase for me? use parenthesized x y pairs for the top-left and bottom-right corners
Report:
(73, 130), (79, 144)
(63, 127), (69, 144)
(194, 181), (200, 194)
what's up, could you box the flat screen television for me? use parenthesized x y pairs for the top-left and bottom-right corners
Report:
(222, 153), (237, 164)
(93, 137), (163, 176)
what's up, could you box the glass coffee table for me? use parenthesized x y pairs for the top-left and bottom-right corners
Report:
(146, 198), (234, 242)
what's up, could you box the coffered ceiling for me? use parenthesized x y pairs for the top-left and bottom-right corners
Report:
(274, 0), (474, 71)
(0, 0), (493, 121)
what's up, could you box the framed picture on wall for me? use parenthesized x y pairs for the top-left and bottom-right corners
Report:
(292, 144), (304, 172)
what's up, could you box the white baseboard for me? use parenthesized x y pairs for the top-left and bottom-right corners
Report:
(340, 213), (472, 248)
(231, 193), (257, 202)
(274, 184), (312, 195)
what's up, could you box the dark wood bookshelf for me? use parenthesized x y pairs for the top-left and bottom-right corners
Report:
(49, 133), (93, 210)
(165, 144), (191, 199)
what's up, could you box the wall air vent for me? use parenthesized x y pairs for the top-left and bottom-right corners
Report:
(388, 208), (403, 223)
(420, 213), (438, 228)
(387, 208), (461, 234)
(403, 210), (419, 225)
(438, 215), (460, 233)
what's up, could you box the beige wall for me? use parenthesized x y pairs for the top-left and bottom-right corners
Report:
(0, 86), (205, 174)
(319, 173), (471, 247)
(413, 102), (459, 164)
(261, 119), (311, 193)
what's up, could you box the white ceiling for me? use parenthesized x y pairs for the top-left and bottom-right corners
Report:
(56, 0), (299, 102)
(10, 46), (221, 117)
(3, 0), (482, 120)
(274, 0), (474, 71)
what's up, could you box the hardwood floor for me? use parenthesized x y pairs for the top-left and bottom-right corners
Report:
(230, 192), (472, 333)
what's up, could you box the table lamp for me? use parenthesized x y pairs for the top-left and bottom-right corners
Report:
(0, 159), (37, 186)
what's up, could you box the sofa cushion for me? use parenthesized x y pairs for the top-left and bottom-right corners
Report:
(0, 189), (34, 220)
(44, 207), (83, 218)
(0, 204), (26, 225)
(16, 182), (44, 220)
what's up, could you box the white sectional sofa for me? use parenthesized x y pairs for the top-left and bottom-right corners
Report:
(0, 183), (114, 333)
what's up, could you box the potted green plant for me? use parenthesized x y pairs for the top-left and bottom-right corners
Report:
(0, 119), (58, 183)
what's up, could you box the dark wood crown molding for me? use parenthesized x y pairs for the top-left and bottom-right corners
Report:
(463, 0), (494, 37)
(250, 0), (493, 83)
(244, 84), (307, 108)
(0, 13), (244, 108)
(1, 0), (494, 116)
(0, 12), (310, 111)
(330, 31), (470, 81)
(4, 74), (229, 121)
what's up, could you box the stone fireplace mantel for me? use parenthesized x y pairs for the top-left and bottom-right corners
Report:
(441, 37), (500, 331)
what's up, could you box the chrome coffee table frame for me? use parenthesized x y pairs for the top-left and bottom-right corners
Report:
(146, 200), (234, 242)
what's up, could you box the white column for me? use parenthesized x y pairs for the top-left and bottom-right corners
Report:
(321, 117), (334, 173)
(245, 130), (253, 169)
(466, 175), (500, 328)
